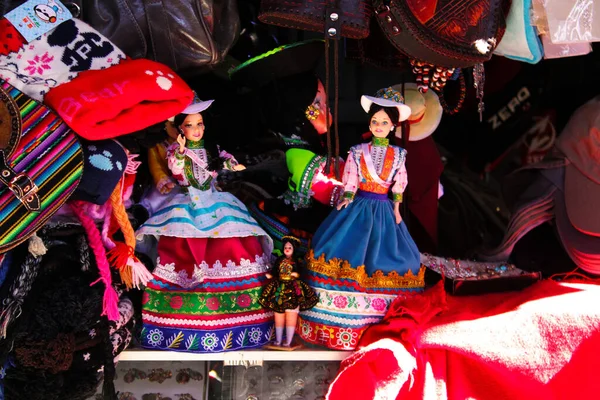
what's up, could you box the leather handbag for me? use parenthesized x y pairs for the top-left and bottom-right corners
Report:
(0, 0), (241, 78)
(372, 0), (511, 69)
(0, 80), (83, 253)
(258, 0), (373, 39)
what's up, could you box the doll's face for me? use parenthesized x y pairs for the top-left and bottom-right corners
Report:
(179, 113), (205, 142)
(309, 80), (333, 135)
(370, 110), (394, 138)
(283, 242), (294, 258)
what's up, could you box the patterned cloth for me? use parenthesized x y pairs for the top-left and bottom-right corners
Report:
(298, 139), (424, 350)
(0, 19), (125, 101)
(137, 140), (274, 353)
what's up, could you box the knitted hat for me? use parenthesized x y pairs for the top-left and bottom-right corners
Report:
(0, 18), (194, 140)
(1, 228), (135, 400)
(0, 18), (125, 101)
(44, 58), (194, 140)
(72, 139), (129, 205)
(0, 18), (25, 56)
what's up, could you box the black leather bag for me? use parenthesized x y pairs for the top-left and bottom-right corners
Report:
(1, 0), (240, 78)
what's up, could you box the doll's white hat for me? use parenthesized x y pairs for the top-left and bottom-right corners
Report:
(391, 83), (443, 141)
(168, 92), (214, 121)
(360, 87), (412, 122)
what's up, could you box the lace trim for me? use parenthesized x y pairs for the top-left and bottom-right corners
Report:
(307, 250), (425, 289)
(153, 254), (271, 289)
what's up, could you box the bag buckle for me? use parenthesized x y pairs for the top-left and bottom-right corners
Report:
(0, 151), (40, 211)
(9, 173), (40, 211)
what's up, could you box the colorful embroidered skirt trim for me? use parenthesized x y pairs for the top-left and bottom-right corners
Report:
(141, 322), (274, 353)
(297, 318), (366, 350)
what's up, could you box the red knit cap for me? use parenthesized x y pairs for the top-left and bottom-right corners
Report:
(44, 58), (194, 140)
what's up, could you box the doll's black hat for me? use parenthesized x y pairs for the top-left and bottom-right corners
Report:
(229, 39), (324, 89)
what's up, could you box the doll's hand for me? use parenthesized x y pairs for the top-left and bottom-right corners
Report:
(337, 199), (351, 210)
(291, 272), (300, 279)
(158, 178), (176, 194)
(394, 208), (402, 224)
(265, 273), (273, 279)
(176, 134), (186, 153)
(232, 164), (246, 171)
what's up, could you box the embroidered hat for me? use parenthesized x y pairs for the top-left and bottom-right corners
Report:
(361, 87), (412, 122)
(391, 83), (443, 141)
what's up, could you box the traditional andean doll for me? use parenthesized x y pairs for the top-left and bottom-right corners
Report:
(258, 235), (318, 347)
(136, 96), (274, 353)
(298, 88), (425, 350)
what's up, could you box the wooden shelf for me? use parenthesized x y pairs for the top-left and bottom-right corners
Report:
(119, 348), (351, 362)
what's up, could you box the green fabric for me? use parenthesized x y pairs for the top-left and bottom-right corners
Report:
(186, 139), (204, 149)
(286, 148), (317, 192)
(144, 286), (264, 315)
(372, 137), (389, 147)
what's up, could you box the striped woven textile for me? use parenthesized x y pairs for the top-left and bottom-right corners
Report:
(0, 80), (83, 253)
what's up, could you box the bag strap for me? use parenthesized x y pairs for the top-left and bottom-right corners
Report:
(323, 4), (342, 180)
(0, 151), (40, 211)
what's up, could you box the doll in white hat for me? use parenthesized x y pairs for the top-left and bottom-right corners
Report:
(298, 87), (425, 350)
(136, 96), (275, 353)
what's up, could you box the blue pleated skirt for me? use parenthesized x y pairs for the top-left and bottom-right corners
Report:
(311, 191), (421, 277)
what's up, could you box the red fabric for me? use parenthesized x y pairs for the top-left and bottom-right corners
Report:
(312, 160), (345, 206)
(0, 19), (25, 56)
(44, 58), (194, 140)
(158, 235), (264, 275)
(327, 280), (600, 400)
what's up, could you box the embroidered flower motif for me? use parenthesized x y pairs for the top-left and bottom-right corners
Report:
(147, 329), (164, 347)
(249, 327), (263, 344)
(24, 52), (53, 75)
(206, 297), (220, 311)
(142, 292), (150, 305)
(201, 333), (218, 351)
(335, 328), (358, 349)
(170, 295), (183, 310)
(301, 321), (313, 338)
(89, 329), (96, 338)
(83, 352), (91, 361)
(333, 295), (348, 309)
(237, 294), (252, 308)
(371, 298), (387, 312)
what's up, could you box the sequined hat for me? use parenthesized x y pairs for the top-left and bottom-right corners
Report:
(360, 87), (412, 122)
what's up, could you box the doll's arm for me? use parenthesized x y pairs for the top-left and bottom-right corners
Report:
(391, 151), (408, 203)
(148, 144), (173, 189)
(167, 144), (186, 177)
(341, 151), (359, 202)
(218, 148), (246, 171)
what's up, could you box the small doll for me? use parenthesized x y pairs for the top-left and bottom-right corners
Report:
(298, 87), (425, 350)
(147, 119), (179, 195)
(258, 235), (318, 347)
(136, 96), (274, 353)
